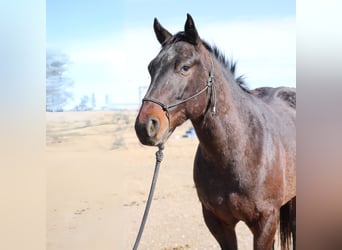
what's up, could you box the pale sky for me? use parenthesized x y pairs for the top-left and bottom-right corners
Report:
(47, 0), (295, 109)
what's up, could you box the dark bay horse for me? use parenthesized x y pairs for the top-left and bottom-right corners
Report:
(135, 14), (296, 250)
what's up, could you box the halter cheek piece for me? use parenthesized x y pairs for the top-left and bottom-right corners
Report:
(142, 63), (217, 128)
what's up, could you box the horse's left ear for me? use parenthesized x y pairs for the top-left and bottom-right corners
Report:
(184, 13), (200, 45)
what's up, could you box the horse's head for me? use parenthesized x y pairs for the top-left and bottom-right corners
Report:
(135, 14), (215, 146)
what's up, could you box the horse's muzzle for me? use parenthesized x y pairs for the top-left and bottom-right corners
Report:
(135, 116), (161, 146)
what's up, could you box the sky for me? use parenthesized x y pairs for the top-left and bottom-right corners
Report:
(47, 0), (296, 109)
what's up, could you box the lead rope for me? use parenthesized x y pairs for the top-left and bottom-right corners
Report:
(132, 144), (164, 250)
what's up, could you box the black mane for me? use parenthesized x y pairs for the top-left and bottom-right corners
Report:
(201, 40), (250, 93)
(167, 32), (249, 93)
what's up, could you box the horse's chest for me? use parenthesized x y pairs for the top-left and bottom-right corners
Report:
(194, 163), (258, 222)
(195, 177), (226, 209)
(196, 184), (258, 222)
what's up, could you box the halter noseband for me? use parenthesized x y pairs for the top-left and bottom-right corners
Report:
(142, 63), (216, 127)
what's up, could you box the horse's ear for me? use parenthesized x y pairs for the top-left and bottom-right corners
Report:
(154, 18), (172, 45)
(184, 13), (200, 45)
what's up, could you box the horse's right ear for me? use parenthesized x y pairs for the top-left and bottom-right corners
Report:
(184, 13), (200, 45)
(153, 18), (172, 45)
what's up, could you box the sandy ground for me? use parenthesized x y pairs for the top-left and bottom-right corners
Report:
(46, 111), (282, 250)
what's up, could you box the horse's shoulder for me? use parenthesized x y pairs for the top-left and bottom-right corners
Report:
(251, 86), (296, 109)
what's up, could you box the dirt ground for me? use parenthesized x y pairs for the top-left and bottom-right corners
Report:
(46, 111), (282, 250)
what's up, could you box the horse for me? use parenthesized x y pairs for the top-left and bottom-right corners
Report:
(135, 14), (296, 250)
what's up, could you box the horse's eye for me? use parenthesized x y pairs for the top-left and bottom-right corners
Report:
(181, 65), (190, 72)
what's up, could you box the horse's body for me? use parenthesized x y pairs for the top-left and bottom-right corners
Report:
(135, 14), (296, 250)
(193, 85), (296, 250)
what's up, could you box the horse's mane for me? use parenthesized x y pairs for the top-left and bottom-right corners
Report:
(168, 32), (250, 93)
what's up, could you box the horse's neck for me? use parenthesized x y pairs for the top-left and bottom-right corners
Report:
(191, 72), (255, 165)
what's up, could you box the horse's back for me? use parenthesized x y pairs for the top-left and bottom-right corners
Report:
(251, 86), (296, 131)
(252, 86), (296, 110)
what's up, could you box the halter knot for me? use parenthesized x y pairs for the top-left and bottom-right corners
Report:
(155, 144), (164, 162)
(207, 71), (214, 87)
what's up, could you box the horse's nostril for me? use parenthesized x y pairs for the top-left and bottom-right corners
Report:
(147, 117), (159, 137)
